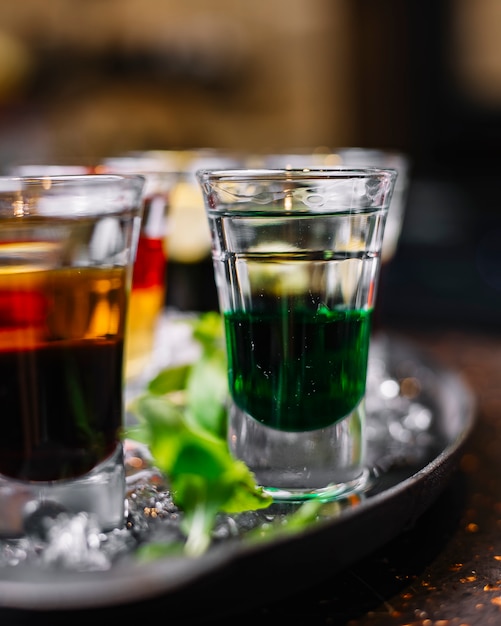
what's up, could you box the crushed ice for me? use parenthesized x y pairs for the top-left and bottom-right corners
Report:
(0, 458), (269, 573)
(0, 331), (439, 575)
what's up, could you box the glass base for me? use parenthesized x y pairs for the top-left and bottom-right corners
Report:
(228, 400), (368, 502)
(261, 469), (370, 502)
(0, 443), (126, 537)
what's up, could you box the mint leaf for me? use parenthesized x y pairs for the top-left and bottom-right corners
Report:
(147, 363), (192, 395)
(126, 312), (272, 557)
(185, 350), (228, 439)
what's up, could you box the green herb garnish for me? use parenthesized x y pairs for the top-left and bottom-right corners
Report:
(126, 312), (273, 557)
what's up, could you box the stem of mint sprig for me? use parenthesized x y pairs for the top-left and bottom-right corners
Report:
(125, 312), (273, 558)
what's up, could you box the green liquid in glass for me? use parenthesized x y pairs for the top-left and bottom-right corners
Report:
(224, 305), (372, 432)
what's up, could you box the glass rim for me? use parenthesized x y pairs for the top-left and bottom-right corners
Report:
(196, 166), (398, 183)
(0, 173), (146, 190)
(95, 159), (182, 179)
(250, 146), (409, 161)
(0, 174), (146, 217)
(8, 173), (145, 182)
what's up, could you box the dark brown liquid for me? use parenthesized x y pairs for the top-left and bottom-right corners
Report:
(0, 267), (126, 481)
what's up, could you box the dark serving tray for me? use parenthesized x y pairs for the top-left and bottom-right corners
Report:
(0, 330), (476, 623)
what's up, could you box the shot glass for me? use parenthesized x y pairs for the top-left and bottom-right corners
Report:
(0, 174), (144, 536)
(197, 167), (397, 501)
(126, 149), (245, 312)
(336, 149), (410, 331)
(250, 148), (410, 316)
(97, 156), (177, 382)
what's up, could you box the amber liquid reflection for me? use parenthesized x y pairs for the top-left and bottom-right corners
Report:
(125, 196), (168, 380)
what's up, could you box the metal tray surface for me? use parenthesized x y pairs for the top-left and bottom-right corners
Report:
(0, 331), (476, 621)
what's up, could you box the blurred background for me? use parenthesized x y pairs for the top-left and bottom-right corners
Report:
(0, 0), (500, 331)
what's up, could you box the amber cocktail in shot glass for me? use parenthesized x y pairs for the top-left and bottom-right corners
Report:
(0, 174), (144, 536)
